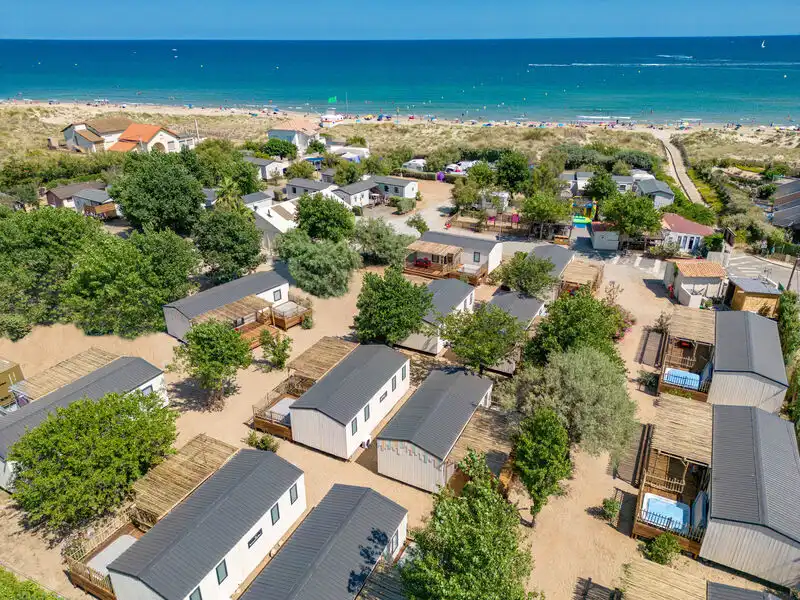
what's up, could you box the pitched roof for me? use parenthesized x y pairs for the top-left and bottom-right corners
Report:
(729, 277), (781, 296)
(638, 178), (674, 196)
(74, 128), (104, 143)
(73, 188), (111, 204)
(107, 140), (139, 153)
(47, 181), (105, 200)
(424, 279), (473, 324)
(119, 123), (173, 143)
(378, 370), (492, 460)
(529, 244), (574, 277)
(775, 179), (800, 203)
(287, 178), (334, 191)
(240, 484), (407, 600)
(419, 230), (499, 254)
(338, 179), (377, 195)
(290, 346), (408, 425)
(488, 293), (544, 326)
(771, 202), (800, 227)
(373, 176), (415, 188)
(671, 259), (726, 278)
(0, 357), (162, 459)
(661, 213), (716, 237)
(108, 450), (303, 600)
(164, 271), (288, 320)
(612, 175), (634, 184)
(242, 190), (274, 205)
(706, 582), (778, 600)
(714, 311), (788, 387)
(85, 117), (134, 134)
(244, 156), (277, 167)
(710, 406), (800, 544)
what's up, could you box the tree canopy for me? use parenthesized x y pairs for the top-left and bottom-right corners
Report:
(439, 303), (526, 372)
(9, 390), (176, 531)
(602, 191), (662, 237)
(193, 209), (263, 282)
(275, 229), (361, 297)
(352, 218), (414, 266)
(778, 291), (800, 364)
(285, 160), (315, 180)
(520, 192), (571, 229)
(354, 267), (434, 345)
(493, 252), (558, 299)
(112, 152), (205, 234)
(244, 138), (298, 159)
(495, 151), (531, 192)
(192, 139), (260, 194)
(296, 193), (355, 242)
(401, 452), (534, 600)
(333, 161), (363, 186)
(467, 161), (496, 188)
(583, 171), (618, 204)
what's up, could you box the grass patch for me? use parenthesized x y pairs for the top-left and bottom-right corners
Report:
(687, 168), (724, 213)
(734, 164), (764, 173)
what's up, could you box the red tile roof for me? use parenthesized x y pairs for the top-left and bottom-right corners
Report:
(108, 140), (139, 153)
(671, 259), (726, 278)
(662, 213), (716, 237)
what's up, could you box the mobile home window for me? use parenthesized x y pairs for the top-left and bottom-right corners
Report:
(401, 365), (407, 380)
(247, 528), (262, 548)
(290, 483), (298, 505)
(270, 503), (280, 525)
(380, 391), (388, 402)
(216, 559), (228, 584)
(190, 587), (203, 600)
(473, 251), (481, 263)
(292, 187), (297, 194)
(351, 418), (358, 435)
(273, 289), (282, 302)
(391, 376), (397, 391)
(394, 187), (399, 194)
(141, 385), (153, 395)
(364, 403), (370, 422)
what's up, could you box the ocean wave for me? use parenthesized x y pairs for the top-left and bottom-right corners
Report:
(527, 61), (800, 68)
(656, 54), (694, 59)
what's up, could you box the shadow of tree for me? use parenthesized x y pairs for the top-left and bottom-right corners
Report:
(348, 528), (390, 593)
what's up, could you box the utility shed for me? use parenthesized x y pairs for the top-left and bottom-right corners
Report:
(108, 450), (306, 600)
(290, 346), (410, 459)
(377, 370), (493, 492)
(700, 406), (800, 589)
(707, 311), (788, 413)
(240, 484), (408, 600)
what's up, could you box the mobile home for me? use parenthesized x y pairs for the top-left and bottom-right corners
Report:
(399, 279), (474, 355)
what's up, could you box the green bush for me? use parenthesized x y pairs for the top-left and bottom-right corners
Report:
(0, 567), (60, 599)
(244, 430), (280, 452)
(301, 314), (314, 329)
(0, 314), (33, 341)
(602, 497), (621, 522)
(393, 196), (415, 214)
(352, 206), (363, 216)
(644, 533), (682, 565)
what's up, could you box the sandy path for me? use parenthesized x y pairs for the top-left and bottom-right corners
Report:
(650, 129), (705, 205)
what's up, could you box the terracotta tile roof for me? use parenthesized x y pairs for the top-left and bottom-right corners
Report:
(118, 123), (169, 143)
(590, 221), (614, 232)
(662, 213), (715, 237)
(671, 259), (726, 278)
(85, 117), (134, 134)
(74, 129), (104, 143)
(108, 140), (139, 153)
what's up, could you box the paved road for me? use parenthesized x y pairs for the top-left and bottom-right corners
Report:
(649, 129), (705, 205)
(728, 251), (794, 289)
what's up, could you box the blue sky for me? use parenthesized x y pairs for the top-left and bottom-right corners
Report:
(2, 0), (800, 39)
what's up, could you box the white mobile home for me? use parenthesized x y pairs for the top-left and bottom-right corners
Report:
(663, 259), (726, 308)
(244, 156), (288, 180)
(240, 484), (408, 600)
(268, 129), (317, 154)
(333, 178), (377, 207)
(0, 355), (165, 491)
(637, 178), (676, 209)
(289, 345), (410, 459)
(163, 271), (289, 342)
(285, 178), (339, 201)
(108, 450), (306, 600)
(418, 230), (503, 275)
(529, 244), (575, 299)
(377, 370), (492, 492)
(707, 311), (788, 413)
(487, 293), (546, 376)
(373, 175), (419, 199)
(400, 279), (474, 355)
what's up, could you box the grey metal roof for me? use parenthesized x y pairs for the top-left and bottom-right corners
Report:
(710, 406), (800, 544)
(287, 178), (333, 191)
(339, 179), (377, 195)
(242, 190), (274, 205)
(377, 370), (491, 460)
(706, 582), (777, 600)
(729, 277), (780, 296)
(0, 357), (162, 459)
(488, 293), (544, 326)
(73, 188), (111, 203)
(108, 450), (303, 600)
(771, 203), (800, 228)
(637, 178), (674, 196)
(529, 244), (574, 277)
(48, 181), (105, 200)
(424, 279), (473, 324)
(244, 156), (278, 167)
(322, 168), (337, 177)
(240, 484), (407, 600)
(775, 179), (800, 202)
(419, 230), (499, 254)
(612, 175), (634, 184)
(576, 171), (594, 179)
(714, 311), (788, 387)
(558, 172), (575, 181)
(164, 271), (288, 320)
(373, 176), (415, 188)
(290, 346), (408, 425)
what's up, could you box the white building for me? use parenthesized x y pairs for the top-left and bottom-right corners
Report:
(163, 271), (289, 342)
(589, 221), (621, 251)
(62, 117), (134, 152)
(240, 484), (408, 600)
(661, 213), (716, 252)
(250, 199), (298, 250)
(400, 279), (474, 355)
(612, 175), (635, 192)
(268, 129), (318, 154)
(663, 259), (726, 308)
(636, 178), (675, 209)
(334, 179), (377, 207)
(285, 178), (340, 201)
(373, 176), (419, 199)
(377, 370), (492, 492)
(476, 190), (510, 211)
(108, 450), (306, 600)
(289, 345), (410, 459)
(418, 231), (504, 275)
(244, 156), (289, 180)
(108, 124), (188, 154)
(0, 354), (165, 491)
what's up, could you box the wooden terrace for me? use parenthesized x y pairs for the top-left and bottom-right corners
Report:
(657, 306), (716, 399)
(403, 239), (463, 280)
(449, 407), (514, 493)
(621, 558), (707, 600)
(560, 260), (603, 294)
(191, 295), (278, 349)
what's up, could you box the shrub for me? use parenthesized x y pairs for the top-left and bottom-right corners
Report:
(644, 533), (682, 565)
(0, 314), (32, 341)
(406, 213), (429, 234)
(602, 497), (621, 522)
(392, 196), (415, 214)
(646, 242), (682, 259)
(352, 206), (363, 216)
(301, 314), (314, 329)
(0, 567), (60, 599)
(244, 430), (280, 452)
(260, 331), (292, 370)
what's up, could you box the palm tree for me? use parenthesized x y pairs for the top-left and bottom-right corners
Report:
(214, 177), (253, 220)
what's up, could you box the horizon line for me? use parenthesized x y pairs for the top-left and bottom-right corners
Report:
(1, 33), (799, 42)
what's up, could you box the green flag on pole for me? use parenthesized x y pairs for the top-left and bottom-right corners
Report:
(327, 96), (337, 103)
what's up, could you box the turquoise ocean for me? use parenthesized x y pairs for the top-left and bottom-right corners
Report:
(1, 37), (799, 123)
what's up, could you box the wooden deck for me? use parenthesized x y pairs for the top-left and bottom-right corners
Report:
(449, 407), (513, 478)
(132, 434), (237, 527)
(13, 347), (119, 401)
(668, 305), (716, 345)
(237, 320), (279, 350)
(403, 263), (459, 280)
(621, 558), (706, 600)
(288, 336), (359, 380)
(561, 260), (603, 294)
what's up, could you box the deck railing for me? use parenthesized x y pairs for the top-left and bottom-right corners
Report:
(644, 474), (685, 494)
(252, 375), (316, 421)
(638, 509), (705, 543)
(660, 372), (712, 393)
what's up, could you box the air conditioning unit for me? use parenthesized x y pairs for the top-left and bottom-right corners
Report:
(361, 437), (372, 449)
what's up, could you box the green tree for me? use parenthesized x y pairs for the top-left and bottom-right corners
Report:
(285, 160), (315, 180)
(5, 182), (39, 207)
(611, 160), (631, 176)
(333, 161), (363, 186)
(306, 139), (326, 154)
(525, 287), (622, 366)
(492, 252), (558, 298)
(406, 213), (429, 234)
(401, 451), (534, 600)
(215, 175), (242, 211)
(193, 139), (259, 194)
(439, 303), (525, 373)
(520, 192), (572, 238)
(778, 291), (800, 364)
(502, 346), (638, 458)
(9, 390), (176, 531)
(354, 267), (433, 344)
(363, 154), (392, 175)
(603, 191), (662, 238)
(496, 151), (531, 192)
(451, 178), (480, 212)
(275, 229), (361, 297)
(704, 232), (724, 252)
(514, 408), (572, 516)
(644, 533), (682, 565)
(345, 135), (368, 147)
(467, 161), (495, 188)
(528, 149), (567, 196)
(0, 567), (61, 599)
(352, 218), (414, 266)
(425, 147), (461, 173)
(170, 320), (253, 402)
(297, 193), (356, 242)
(260, 331), (292, 370)
(193, 209), (263, 282)
(112, 152), (205, 234)
(386, 146), (415, 171)
(584, 171), (618, 205)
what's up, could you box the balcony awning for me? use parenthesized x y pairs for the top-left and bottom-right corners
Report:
(408, 240), (462, 256)
(651, 395), (713, 466)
